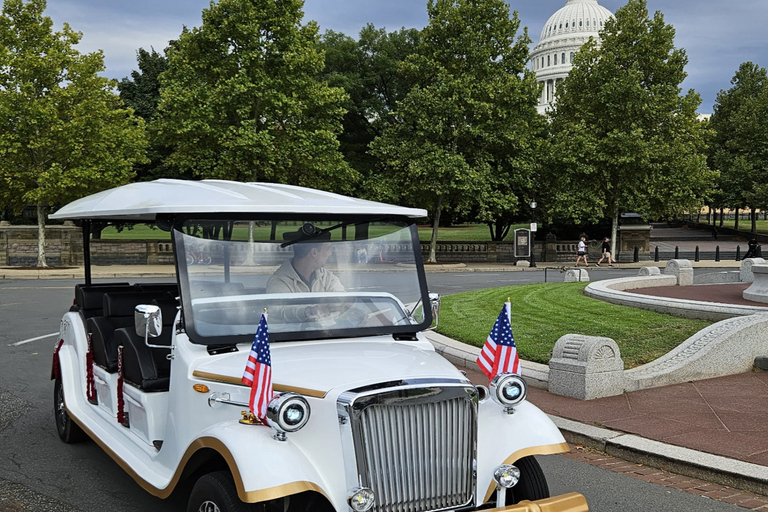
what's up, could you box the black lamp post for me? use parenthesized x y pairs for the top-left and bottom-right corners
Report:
(529, 200), (537, 268)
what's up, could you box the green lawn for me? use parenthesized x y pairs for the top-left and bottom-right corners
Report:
(98, 223), (525, 242)
(437, 283), (711, 369)
(712, 218), (768, 235)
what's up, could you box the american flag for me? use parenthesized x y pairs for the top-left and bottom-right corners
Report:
(241, 312), (273, 422)
(476, 301), (521, 380)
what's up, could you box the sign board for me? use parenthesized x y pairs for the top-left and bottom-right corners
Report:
(514, 228), (531, 258)
(530, 222), (537, 233)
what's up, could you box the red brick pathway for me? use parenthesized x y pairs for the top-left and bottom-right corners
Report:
(626, 282), (768, 307)
(565, 444), (768, 510)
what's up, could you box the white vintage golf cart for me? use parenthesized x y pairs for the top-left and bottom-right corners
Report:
(50, 179), (588, 512)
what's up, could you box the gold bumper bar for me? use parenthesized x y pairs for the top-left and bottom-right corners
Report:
(488, 492), (589, 512)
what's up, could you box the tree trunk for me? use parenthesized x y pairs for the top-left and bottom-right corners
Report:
(245, 221), (256, 265)
(610, 202), (619, 261)
(752, 208), (757, 233)
(719, 208), (724, 228)
(734, 208), (740, 231)
(427, 195), (443, 264)
(37, 203), (48, 268)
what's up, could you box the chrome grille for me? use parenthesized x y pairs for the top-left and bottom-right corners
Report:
(341, 383), (477, 512)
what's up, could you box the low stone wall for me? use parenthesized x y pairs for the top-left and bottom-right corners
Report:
(0, 223), (650, 266)
(585, 260), (768, 321)
(0, 223), (83, 266)
(624, 314), (768, 391)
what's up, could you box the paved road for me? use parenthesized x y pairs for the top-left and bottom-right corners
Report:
(0, 273), (746, 511)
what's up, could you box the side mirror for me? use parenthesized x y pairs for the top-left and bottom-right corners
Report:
(429, 293), (441, 330)
(135, 304), (162, 339)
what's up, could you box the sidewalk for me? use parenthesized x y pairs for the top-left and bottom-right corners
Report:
(0, 257), (744, 280)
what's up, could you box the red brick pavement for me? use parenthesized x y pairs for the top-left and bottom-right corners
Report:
(564, 444), (768, 510)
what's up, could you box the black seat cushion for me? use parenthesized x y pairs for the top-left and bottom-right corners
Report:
(86, 291), (169, 374)
(87, 316), (132, 372)
(135, 283), (178, 295)
(115, 328), (171, 392)
(73, 284), (134, 318)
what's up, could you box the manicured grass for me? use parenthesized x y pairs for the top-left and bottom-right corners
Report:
(99, 223), (525, 242)
(710, 218), (768, 235)
(416, 224), (527, 242)
(436, 283), (711, 369)
(99, 224), (167, 239)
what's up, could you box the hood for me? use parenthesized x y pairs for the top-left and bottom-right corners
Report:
(194, 336), (467, 397)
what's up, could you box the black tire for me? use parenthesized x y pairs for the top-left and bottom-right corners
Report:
(187, 471), (263, 512)
(54, 378), (87, 443)
(506, 456), (550, 504)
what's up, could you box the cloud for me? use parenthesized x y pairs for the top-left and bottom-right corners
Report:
(38, 0), (768, 112)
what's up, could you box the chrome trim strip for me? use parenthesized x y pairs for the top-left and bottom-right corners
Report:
(192, 370), (328, 398)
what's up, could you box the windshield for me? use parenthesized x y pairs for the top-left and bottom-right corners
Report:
(173, 216), (431, 344)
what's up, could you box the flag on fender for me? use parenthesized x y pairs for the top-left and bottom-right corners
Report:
(241, 312), (273, 422)
(476, 301), (520, 380)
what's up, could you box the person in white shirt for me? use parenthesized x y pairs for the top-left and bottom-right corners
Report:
(575, 236), (589, 267)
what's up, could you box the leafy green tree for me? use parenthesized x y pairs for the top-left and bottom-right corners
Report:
(118, 46), (180, 182)
(319, 25), (419, 199)
(546, 0), (715, 256)
(371, 0), (543, 260)
(153, 0), (356, 190)
(709, 62), (768, 233)
(0, 0), (147, 266)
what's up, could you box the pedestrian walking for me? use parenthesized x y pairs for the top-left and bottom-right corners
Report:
(595, 237), (613, 267)
(575, 236), (589, 267)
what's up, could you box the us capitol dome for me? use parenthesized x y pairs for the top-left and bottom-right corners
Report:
(530, 0), (614, 114)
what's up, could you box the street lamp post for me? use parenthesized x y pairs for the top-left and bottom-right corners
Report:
(529, 200), (537, 268)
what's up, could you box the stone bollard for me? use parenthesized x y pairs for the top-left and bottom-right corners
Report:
(743, 264), (768, 303)
(564, 268), (590, 282)
(637, 266), (660, 276)
(664, 259), (693, 286)
(740, 258), (766, 283)
(548, 334), (625, 400)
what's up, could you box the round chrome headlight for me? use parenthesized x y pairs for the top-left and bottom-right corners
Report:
(348, 487), (375, 511)
(266, 393), (311, 433)
(493, 464), (521, 489)
(489, 374), (527, 409)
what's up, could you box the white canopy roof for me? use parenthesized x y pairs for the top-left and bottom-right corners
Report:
(50, 179), (428, 221)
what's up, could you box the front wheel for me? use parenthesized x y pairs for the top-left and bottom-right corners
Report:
(186, 253), (196, 266)
(505, 456), (550, 504)
(54, 378), (87, 443)
(187, 472), (263, 512)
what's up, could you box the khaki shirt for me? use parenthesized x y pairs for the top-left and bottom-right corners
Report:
(266, 261), (345, 322)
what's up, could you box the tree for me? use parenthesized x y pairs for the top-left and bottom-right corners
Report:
(546, 0), (715, 256)
(709, 62), (768, 233)
(371, 0), (543, 260)
(153, 0), (356, 190)
(118, 46), (184, 182)
(0, 0), (147, 266)
(319, 25), (419, 200)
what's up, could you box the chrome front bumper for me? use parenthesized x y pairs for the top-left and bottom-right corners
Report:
(488, 492), (589, 511)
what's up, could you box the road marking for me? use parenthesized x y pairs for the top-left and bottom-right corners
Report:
(9, 332), (59, 347)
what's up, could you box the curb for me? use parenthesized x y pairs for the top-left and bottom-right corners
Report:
(551, 416), (768, 496)
(422, 331), (768, 496)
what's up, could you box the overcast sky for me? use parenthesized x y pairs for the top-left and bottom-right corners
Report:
(44, 0), (768, 113)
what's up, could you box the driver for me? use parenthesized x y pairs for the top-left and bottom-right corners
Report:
(266, 229), (346, 322)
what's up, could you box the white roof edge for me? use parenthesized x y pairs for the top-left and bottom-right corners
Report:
(50, 179), (428, 221)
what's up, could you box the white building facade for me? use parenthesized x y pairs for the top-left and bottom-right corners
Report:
(530, 0), (614, 115)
